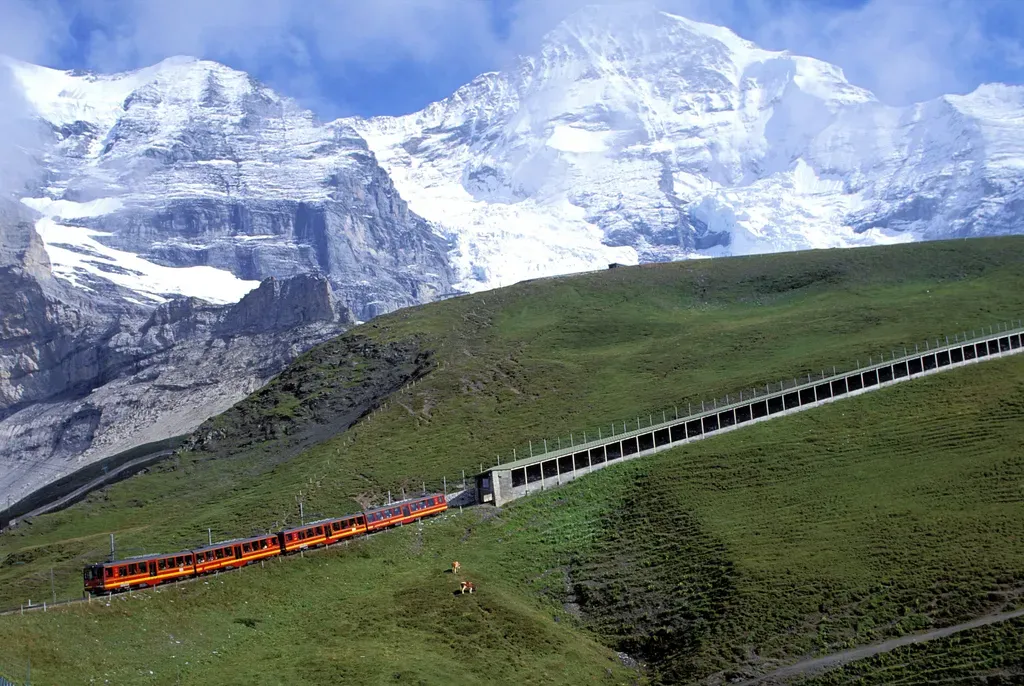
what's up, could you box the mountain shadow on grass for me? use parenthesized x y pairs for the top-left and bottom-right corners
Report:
(570, 469), (738, 684)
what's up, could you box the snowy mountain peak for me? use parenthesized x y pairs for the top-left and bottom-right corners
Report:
(5, 55), (263, 132)
(351, 3), (1022, 292)
(7, 53), (452, 317)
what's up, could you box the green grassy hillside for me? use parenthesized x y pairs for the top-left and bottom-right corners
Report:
(2, 237), (1024, 683)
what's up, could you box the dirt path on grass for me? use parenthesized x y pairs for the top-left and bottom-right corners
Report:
(737, 608), (1024, 684)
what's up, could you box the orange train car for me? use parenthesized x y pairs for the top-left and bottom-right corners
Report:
(84, 493), (448, 595)
(84, 551), (195, 594)
(193, 534), (280, 575)
(364, 493), (447, 533)
(278, 514), (366, 554)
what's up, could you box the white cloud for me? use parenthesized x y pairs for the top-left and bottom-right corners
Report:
(0, 0), (59, 196)
(1, 0), (1022, 117)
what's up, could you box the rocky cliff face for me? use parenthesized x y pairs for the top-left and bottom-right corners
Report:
(0, 56), (456, 502)
(0, 200), (353, 502)
(6, 55), (456, 321)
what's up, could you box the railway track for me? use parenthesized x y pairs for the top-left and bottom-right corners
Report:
(0, 508), (467, 617)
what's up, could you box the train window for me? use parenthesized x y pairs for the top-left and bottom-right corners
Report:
(332, 522), (340, 531)
(196, 553), (204, 564)
(243, 543), (250, 553)
(158, 559), (165, 570)
(118, 566), (127, 577)
(105, 567), (113, 578)
(315, 526), (323, 536)
(215, 549), (223, 559)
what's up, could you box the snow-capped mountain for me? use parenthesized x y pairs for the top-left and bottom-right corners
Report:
(0, 56), (454, 504)
(5, 55), (455, 318)
(351, 4), (1024, 293)
(3, 1), (1024, 504)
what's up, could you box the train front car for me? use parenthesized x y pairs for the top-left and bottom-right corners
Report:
(278, 517), (342, 554)
(83, 563), (106, 595)
(364, 493), (448, 533)
(84, 552), (196, 595)
(193, 534), (281, 575)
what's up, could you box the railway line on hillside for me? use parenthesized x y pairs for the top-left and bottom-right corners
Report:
(4, 321), (1024, 682)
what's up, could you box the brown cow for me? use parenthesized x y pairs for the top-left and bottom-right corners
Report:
(451, 560), (461, 575)
(459, 580), (475, 595)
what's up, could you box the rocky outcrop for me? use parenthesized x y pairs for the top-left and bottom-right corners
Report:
(0, 204), (353, 503)
(0, 57), (458, 503)
(7, 56), (457, 321)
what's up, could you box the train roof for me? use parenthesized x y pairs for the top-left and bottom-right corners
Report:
(192, 532), (277, 553)
(97, 550), (193, 566)
(364, 493), (445, 513)
(278, 516), (351, 533)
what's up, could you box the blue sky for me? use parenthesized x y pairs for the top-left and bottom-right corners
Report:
(2, 0), (1023, 120)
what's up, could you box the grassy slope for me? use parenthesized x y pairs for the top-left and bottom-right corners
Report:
(486, 353), (1024, 682)
(3, 345), (1023, 684)
(1, 237), (1023, 682)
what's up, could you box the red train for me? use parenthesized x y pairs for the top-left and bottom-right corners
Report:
(83, 493), (447, 595)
